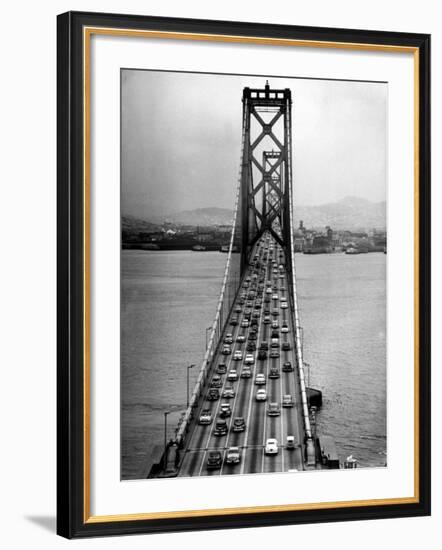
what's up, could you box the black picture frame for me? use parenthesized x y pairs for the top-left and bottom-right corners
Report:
(57, 10), (431, 539)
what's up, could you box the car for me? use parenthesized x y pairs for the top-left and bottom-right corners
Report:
(271, 338), (279, 348)
(264, 308), (271, 315)
(250, 318), (258, 326)
(271, 330), (279, 339)
(241, 367), (252, 378)
(263, 316), (271, 324)
(281, 326), (289, 334)
(227, 369), (238, 381)
(266, 288), (272, 294)
(210, 375), (223, 388)
(199, 409), (213, 425)
(267, 402), (281, 416)
(272, 294), (279, 300)
(254, 303), (262, 310)
(206, 451), (222, 469)
(286, 436), (296, 450)
(264, 296), (271, 303)
(244, 353), (255, 365)
(257, 350), (267, 360)
(256, 388), (267, 401)
(248, 332), (257, 341)
(220, 403), (232, 418)
(222, 386), (235, 398)
(280, 286), (286, 291)
(265, 438), (279, 455)
(282, 342), (291, 351)
(225, 446), (241, 465)
(230, 317), (238, 326)
(241, 319), (249, 328)
(207, 388), (220, 401)
(280, 302), (288, 309)
(216, 363), (227, 374)
(213, 418), (228, 436)
(233, 350), (243, 361)
(272, 309), (280, 316)
(279, 274), (284, 279)
(272, 320), (279, 329)
(247, 341), (257, 351)
(259, 341), (269, 351)
(234, 306), (242, 313)
(282, 394), (294, 407)
(254, 373), (266, 385)
(282, 361), (293, 372)
(224, 334), (233, 344)
(269, 367), (280, 379)
(236, 335), (246, 343)
(252, 311), (260, 319)
(221, 345), (231, 355)
(232, 417), (246, 432)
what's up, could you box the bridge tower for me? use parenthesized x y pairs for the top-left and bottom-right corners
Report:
(240, 81), (293, 272)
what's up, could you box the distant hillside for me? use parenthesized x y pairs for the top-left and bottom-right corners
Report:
(122, 215), (162, 233)
(166, 207), (234, 227)
(123, 197), (386, 232)
(293, 196), (386, 230)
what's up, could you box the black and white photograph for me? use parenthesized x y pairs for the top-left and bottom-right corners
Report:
(121, 69), (387, 480)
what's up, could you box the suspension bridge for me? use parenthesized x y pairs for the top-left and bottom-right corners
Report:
(149, 82), (338, 478)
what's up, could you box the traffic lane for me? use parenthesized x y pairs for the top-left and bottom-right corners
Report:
(242, 358), (269, 474)
(262, 359), (283, 473)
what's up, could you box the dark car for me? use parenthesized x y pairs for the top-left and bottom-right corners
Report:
(269, 367), (280, 379)
(232, 417), (246, 432)
(270, 350), (280, 358)
(259, 341), (269, 351)
(282, 342), (291, 351)
(210, 375), (223, 388)
(267, 402), (281, 416)
(207, 388), (220, 401)
(282, 361), (293, 372)
(206, 451), (222, 470)
(213, 418), (228, 436)
(258, 350), (267, 360)
(217, 363), (227, 374)
(230, 317), (238, 326)
(272, 309), (280, 317)
(247, 342), (257, 352)
(271, 330), (279, 339)
(249, 332), (257, 341)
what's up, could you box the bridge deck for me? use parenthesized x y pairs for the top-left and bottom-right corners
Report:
(178, 234), (305, 477)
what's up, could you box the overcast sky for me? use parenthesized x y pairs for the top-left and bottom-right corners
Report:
(121, 69), (387, 219)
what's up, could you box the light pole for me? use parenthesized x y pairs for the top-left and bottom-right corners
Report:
(163, 411), (170, 472)
(186, 364), (195, 407)
(205, 326), (212, 350)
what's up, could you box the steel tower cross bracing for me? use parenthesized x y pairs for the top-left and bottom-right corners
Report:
(240, 81), (293, 271)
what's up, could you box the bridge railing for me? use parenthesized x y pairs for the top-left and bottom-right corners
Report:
(175, 109), (246, 447)
(285, 107), (316, 466)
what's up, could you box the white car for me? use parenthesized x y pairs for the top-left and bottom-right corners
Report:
(280, 302), (288, 309)
(255, 389), (267, 401)
(241, 319), (249, 328)
(254, 373), (266, 385)
(227, 369), (238, 381)
(244, 353), (255, 365)
(236, 335), (246, 343)
(272, 294), (279, 300)
(233, 350), (243, 361)
(281, 326), (289, 333)
(265, 438), (279, 455)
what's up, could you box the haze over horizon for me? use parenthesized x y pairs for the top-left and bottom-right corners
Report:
(122, 70), (387, 220)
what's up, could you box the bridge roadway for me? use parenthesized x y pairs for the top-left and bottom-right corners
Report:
(178, 233), (306, 477)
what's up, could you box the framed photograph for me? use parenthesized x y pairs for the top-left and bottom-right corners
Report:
(57, 11), (431, 538)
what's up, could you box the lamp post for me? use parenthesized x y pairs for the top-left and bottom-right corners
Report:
(186, 364), (195, 407)
(163, 411), (170, 472)
(205, 326), (212, 350)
